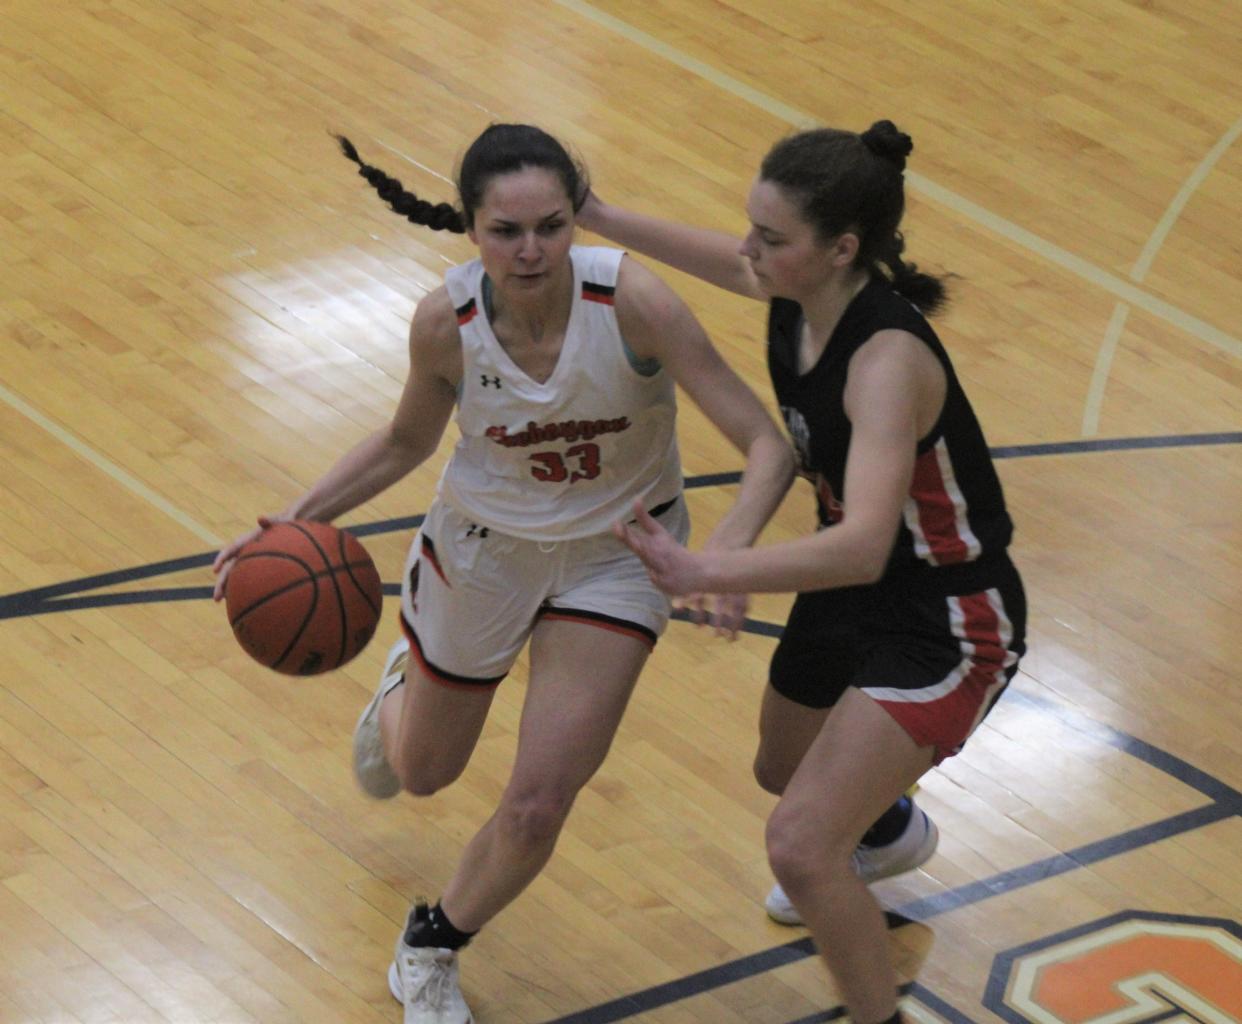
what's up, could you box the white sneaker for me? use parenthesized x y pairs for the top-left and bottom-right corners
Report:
(388, 933), (473, 1024)
(352, 638), (408, 798)
(764, 805), (940, 925)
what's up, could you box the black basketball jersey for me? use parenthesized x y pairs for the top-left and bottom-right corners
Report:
(767, 276), (1014, 590)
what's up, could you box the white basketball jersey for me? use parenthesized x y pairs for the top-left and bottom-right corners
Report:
(436, 246), (683, 541)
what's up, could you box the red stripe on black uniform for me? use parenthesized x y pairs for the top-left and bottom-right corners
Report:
(766, 276), (1012, 591)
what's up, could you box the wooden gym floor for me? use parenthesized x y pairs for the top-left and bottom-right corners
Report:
(1, 1), (1240, 1021)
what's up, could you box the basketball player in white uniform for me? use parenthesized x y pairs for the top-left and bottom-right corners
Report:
(413, 244), (687, 688)
(214, 125), (795, 1023)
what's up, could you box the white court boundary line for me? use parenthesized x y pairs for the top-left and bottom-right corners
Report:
(553, 0), (1242, 369)
(373, 138), (455, 187)
(11, 5), (1236, 544)
(1083, 116), (1242, 435)
(0, 381), (222, 547)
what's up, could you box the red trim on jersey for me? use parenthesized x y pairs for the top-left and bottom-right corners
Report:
(581, 283), (616, 305)
(456, 298), (478, 326)
(910, 445), (970, 565)
(868, 591), (1008, 764)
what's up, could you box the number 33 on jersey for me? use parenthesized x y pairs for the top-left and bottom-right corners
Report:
(437, 246), (683, 542)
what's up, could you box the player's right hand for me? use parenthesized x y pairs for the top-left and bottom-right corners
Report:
(212, 516), (280, 601)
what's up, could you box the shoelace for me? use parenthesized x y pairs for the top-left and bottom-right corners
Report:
(400, 951), (456, 1011)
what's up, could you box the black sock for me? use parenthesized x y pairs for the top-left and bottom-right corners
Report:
(403, 901), (477, 951)
(860, 795), (912, 848)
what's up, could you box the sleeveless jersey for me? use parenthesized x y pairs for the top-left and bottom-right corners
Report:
(436, 246), (683, 541)
(767, 276), (1013, 590)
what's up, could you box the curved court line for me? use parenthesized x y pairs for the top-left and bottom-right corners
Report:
(551, 0), (1242, 366)
(1131, 117), (1242, 283)
(1082, 303), (1130, 437)
(5, 432), (1242, 621)
(716, 981), (979, 1024)
(0, 380), (223, 547)
(3, 468), (1239, 1023)
(766, 980), (980, 1024)
(7, 550), (1229, 1024)
(1084, 115), (1242, 435)
(541, 688), (1241, 1024)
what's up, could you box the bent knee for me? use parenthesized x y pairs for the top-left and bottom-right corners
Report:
(765, 808), (855, 890)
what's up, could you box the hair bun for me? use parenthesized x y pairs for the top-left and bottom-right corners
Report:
(860, 120), (913, 170)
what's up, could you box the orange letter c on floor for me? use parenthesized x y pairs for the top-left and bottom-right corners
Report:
(986, 911), (1242, 1024)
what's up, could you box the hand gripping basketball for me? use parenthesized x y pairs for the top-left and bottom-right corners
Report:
(223, 520), (383, 675)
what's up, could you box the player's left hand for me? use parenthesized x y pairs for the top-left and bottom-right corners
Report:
(710, 591), (749, 639)
(574, 190), (605, 232)
(678, 590), (749, 639)
(613, 501), (710, 597)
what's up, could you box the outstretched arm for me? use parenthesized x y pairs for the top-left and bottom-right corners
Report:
(578, 192), (765, 300)
(213, 289), (461, 598)
(615, 257), (795, 630)
(618, 330), (934, 597)
(277, 290), (460, 523)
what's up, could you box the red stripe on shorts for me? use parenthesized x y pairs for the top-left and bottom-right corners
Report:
(420, 536), (449, 586)
(400, 615), (505, 691)
(865, 590), (1010, 764)
(538, 609), (657, 649)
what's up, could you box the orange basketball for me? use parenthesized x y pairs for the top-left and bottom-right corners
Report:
(225, 520), (383, 675)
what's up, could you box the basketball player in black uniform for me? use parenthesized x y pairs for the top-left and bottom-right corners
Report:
(580, 121), (1026, 1024)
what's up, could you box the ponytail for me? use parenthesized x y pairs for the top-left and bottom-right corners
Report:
(859, 121), (947, 314)
(875, 230), (948, 315)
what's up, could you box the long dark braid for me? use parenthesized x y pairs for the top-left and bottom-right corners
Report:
(336, 125), (589, 233)
(335, 135), (466, 233)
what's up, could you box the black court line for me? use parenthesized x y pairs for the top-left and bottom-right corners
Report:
(989, 431), (1242, 459)
(536, 685), (1242, 1024)
(782, 981), (985, 1024)
(540, 686), (1241, 1024)
(906, 982), (989, 1024)
(2, 435), (1240, 1023)
(4, 430), (1241, 622)
(539, 685), (1241, 1024)
(0, 517), (423, 622)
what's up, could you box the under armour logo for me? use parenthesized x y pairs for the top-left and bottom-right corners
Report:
(480, 374), (502, 389)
